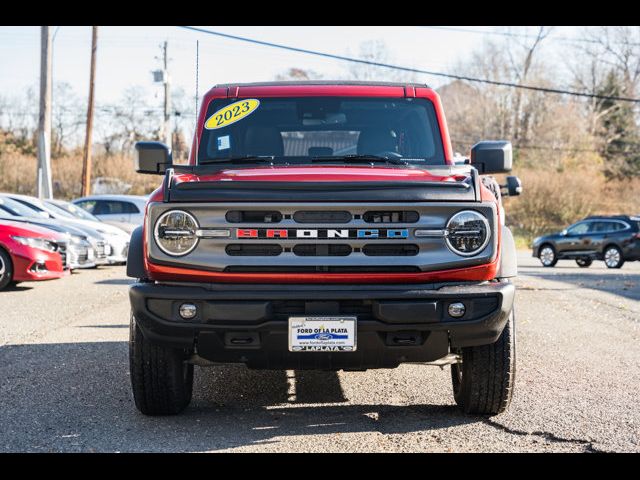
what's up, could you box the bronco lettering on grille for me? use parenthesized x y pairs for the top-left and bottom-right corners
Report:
(237, 228), (409, 239)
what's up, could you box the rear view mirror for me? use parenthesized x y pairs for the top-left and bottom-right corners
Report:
(471, 141), (513, 174)
(502, 176), (523, 196)
(135, 141), (172, 175)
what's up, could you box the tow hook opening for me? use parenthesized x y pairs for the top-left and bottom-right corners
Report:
(224, 332), (260, 347)
(386, 332), (423, 346)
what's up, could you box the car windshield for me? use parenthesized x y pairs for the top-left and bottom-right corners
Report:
(44, 201), (76, 219)
(198, 96), (445, 165)
(47, 201), (100, 222)
(0, 196), (41, 218)
(63, 202), (101, 221)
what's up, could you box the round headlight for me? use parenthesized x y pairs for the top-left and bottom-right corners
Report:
(154, 210), (199, 256)
(445, 210), (490, 256)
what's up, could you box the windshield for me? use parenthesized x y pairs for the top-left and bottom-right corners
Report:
(0, 196), (41, 218)
(44, 201), (76, 219)
(198, 96), (445, 165)
(46, 201), (100, 222)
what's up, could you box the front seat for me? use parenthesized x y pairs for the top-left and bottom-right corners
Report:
(243, 126), (284, 156)
(357, 128), (398, 156)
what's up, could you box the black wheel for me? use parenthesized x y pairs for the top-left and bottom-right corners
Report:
(603, 245), (624, 269)
(451, 309), (516, 415)
(576, 258), (592, 268)
(0, 248), (14, 291)
(129, 313), (194, 415)
(538, 245), (557, 267)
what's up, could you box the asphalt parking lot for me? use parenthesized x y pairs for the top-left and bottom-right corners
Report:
(1, 252), (638, 452)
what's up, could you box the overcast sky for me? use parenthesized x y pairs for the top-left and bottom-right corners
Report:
(1, 25), (586, 111)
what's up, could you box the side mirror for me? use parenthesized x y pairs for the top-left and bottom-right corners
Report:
(561, 229), (568, 236)
(471, 141), (512, 174)
(502, 175), (522, 196)
(135, 141), (172, 175)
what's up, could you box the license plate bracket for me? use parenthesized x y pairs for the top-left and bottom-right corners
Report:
(288, 316), (357, 352)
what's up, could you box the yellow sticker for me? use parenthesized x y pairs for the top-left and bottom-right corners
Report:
(204, 99), (260, 130)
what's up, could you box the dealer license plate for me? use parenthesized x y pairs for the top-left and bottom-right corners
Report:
(288, 316), (357, 352)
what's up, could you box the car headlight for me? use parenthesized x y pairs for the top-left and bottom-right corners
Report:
(445, 210), (491, 256)
(70, 235), (85, 245)
(154, 210), (199, 256)
(11, 235), (57, 252)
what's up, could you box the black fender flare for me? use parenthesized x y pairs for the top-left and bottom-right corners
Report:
(497, 225), (518, 278)
(126, 226), (147, 279)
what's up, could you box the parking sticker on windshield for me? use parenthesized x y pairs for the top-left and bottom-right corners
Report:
(205, 99), (260, 130)
(217, 135), (231, 150)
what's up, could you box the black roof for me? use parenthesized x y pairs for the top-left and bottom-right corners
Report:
(584, 215), (639, 221)
(213, 80), (431, 88)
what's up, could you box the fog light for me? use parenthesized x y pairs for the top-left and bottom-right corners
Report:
(179, 303), (197, 319)
(448, 302), (466, 318)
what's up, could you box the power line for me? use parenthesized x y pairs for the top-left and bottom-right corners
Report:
(418, 26), (640, 47)
(176, 26), (640, 104)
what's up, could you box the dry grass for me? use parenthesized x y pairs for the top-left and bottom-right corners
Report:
(2, 152), (638, 242)
(0, 152), (161, 199)
(504, 164), (640, 243)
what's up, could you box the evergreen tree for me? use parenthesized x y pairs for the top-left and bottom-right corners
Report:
(595, 70), (640, 179)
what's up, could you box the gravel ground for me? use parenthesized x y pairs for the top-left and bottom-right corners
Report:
(0, 252), (638, 452)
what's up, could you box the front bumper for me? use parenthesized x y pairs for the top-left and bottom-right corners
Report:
(12, 249), (66, 282)
(106, 238), (130, 264)
(130, 280), (515, 370)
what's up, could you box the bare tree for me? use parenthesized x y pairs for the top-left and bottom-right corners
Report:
(0, 87), (39, 155)
(504, 26), (553, 143)
(101, 86), (160, 154)
(275, 67), (324, 81)
(568, 26), (640, 177)
(51, 82), (85, 157)
(346, 40), (419, 83)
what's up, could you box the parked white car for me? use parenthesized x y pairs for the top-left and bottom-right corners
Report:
(72, 195), (147, 234)
(4, 193), (130, 265)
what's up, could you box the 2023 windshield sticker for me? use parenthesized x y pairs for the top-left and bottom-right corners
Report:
(204, 99), (260, 130)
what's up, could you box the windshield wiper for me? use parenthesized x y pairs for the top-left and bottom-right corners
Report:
(311, 155), (409, 166)
(199, 155), (277, 165)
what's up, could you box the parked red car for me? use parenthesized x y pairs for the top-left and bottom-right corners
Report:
(0, 219), (68, 290)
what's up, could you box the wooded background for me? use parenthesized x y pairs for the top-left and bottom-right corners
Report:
(2, 26), (639, 242)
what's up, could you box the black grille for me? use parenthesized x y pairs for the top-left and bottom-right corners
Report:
(363, 211), (419, 223)
(293, 211), (352, 223)
(224, 266), (420, 273)
(226, 210), (282, 223)
(363, 244), (419, 256)
(95, 241), (107, 259)
(293, 244), (352, 256)
(225, 244), (282, 256)
(57, 243), (68, 268)
(271, 300), (373, 319)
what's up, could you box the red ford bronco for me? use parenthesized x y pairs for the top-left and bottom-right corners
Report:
(127, 81), (521, 416)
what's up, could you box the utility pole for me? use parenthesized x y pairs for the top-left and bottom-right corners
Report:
(162, 41), (172, 149)
(37, 26), (53, 199)
(81, 26), (98, 197)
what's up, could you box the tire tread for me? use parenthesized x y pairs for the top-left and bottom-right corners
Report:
(129, 315), (193, 415)
(452, 310), (516, 415)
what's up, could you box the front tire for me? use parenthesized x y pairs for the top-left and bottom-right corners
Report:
(538, 245), (558, 267)
(129, 313), (194, 415)
(576, 257), (592, 268)
(451, 309), (516, 415)
(603, 246), (624, 269)
(0, 248), (13, 291)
